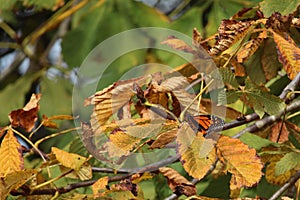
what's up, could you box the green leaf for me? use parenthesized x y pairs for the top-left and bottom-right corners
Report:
(205, 0), (256, 36)
(275, 152), (300, 176)
(0, 72), (42, 125)
(240, 133), (277, 150)
(23, 0), (64, 11)
(0, 0), (17, 10)
(244, 79), (285, 116)
(40, 76), (72, 117)
(259, 0), (300, 17)
(218, 90), (241, 105)
(244, 45), (266, 84)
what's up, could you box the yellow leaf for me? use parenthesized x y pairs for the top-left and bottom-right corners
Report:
(0, 129), (24, 176)
(105, 130), (141, 158)
(273, 31), (300, 80)
(176, 123), (217, 179)
(159, 167), (196, 197)
(216, 136), (263, 190)
(131, 172), (153, 184)
(92, 176), (108, 198)
(51, 147), (86, 171)
(265, 155), (295, 185)
(0, 169), (36, 200)
(150, 128), (177, 149)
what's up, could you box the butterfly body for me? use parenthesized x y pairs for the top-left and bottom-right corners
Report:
(187, 114), (224, 136)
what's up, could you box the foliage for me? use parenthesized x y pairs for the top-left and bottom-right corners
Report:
(0, 0), (300, 199)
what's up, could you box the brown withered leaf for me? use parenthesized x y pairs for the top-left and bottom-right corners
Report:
(216, 136), (263, 190)
(159, 167), (196, 197)
(0, 129), (24, 177)
(161, 36), (195, 54)
(209, 20), (253, 56)
(9, 94), (41, 132)
(131, 172), (153, 184)
(237, 29), (267, 63)
(85, 75), (150, 134)
(272, 31), (300, 80)
(110, 179), (139, 197)
(43, 115), (75, 129)
(150, 128), (177, 149)
(269, 120), (289, 143)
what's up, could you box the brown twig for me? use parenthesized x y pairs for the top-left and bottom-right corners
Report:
(269, 170), (300, 200)
(11, 155), (179, 196)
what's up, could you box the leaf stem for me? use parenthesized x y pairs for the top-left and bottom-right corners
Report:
(11, 127), (47, 162)
(179, 79), (213, 122)
(34, 127), (81, 147)
(31, 169), (73, 190)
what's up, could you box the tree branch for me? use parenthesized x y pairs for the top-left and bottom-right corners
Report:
(11, 155), (179, 196)
(269, 170), (300, 200)
(233, 100), (300, 138)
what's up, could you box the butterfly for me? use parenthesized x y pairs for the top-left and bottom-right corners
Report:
(187, 114), (224, 136)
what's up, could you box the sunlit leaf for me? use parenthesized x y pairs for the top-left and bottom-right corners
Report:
(105, 130), (141, 158)
(51, 147), (87, 171)
(217, 135), (263, 190)
(273, 31), (300, 80)
(159, 167), (196, 197)
(92, 176), (109, 198)
(275, 152), (300, 176)
(176, 123), (217, 179)
(259, 0), (300, 17)
(0, 129), (24, 176)
(0, 169), (36, 200)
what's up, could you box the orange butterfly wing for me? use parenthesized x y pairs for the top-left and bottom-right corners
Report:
(187, 115), (224, 135)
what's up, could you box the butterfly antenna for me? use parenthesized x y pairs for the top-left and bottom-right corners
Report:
(179, 79), (214, 122)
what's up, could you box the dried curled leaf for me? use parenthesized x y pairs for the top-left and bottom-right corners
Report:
(0, 129), (24, 177)
(176, 123), (217, 180)
(269, 121), (289, 143)
(210, 20), (253, 56)
(216, 136), (263, 190)
(272, 31), (300, 80)
(42, 114), (75, 129)
(237, 30), (267, 63)
(159, 167), (196, 197)
(9, 94), (41, 132)
(150, 128), (177, 149)
(161, 36), (195, 54)
(85, 76), (150, 134)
